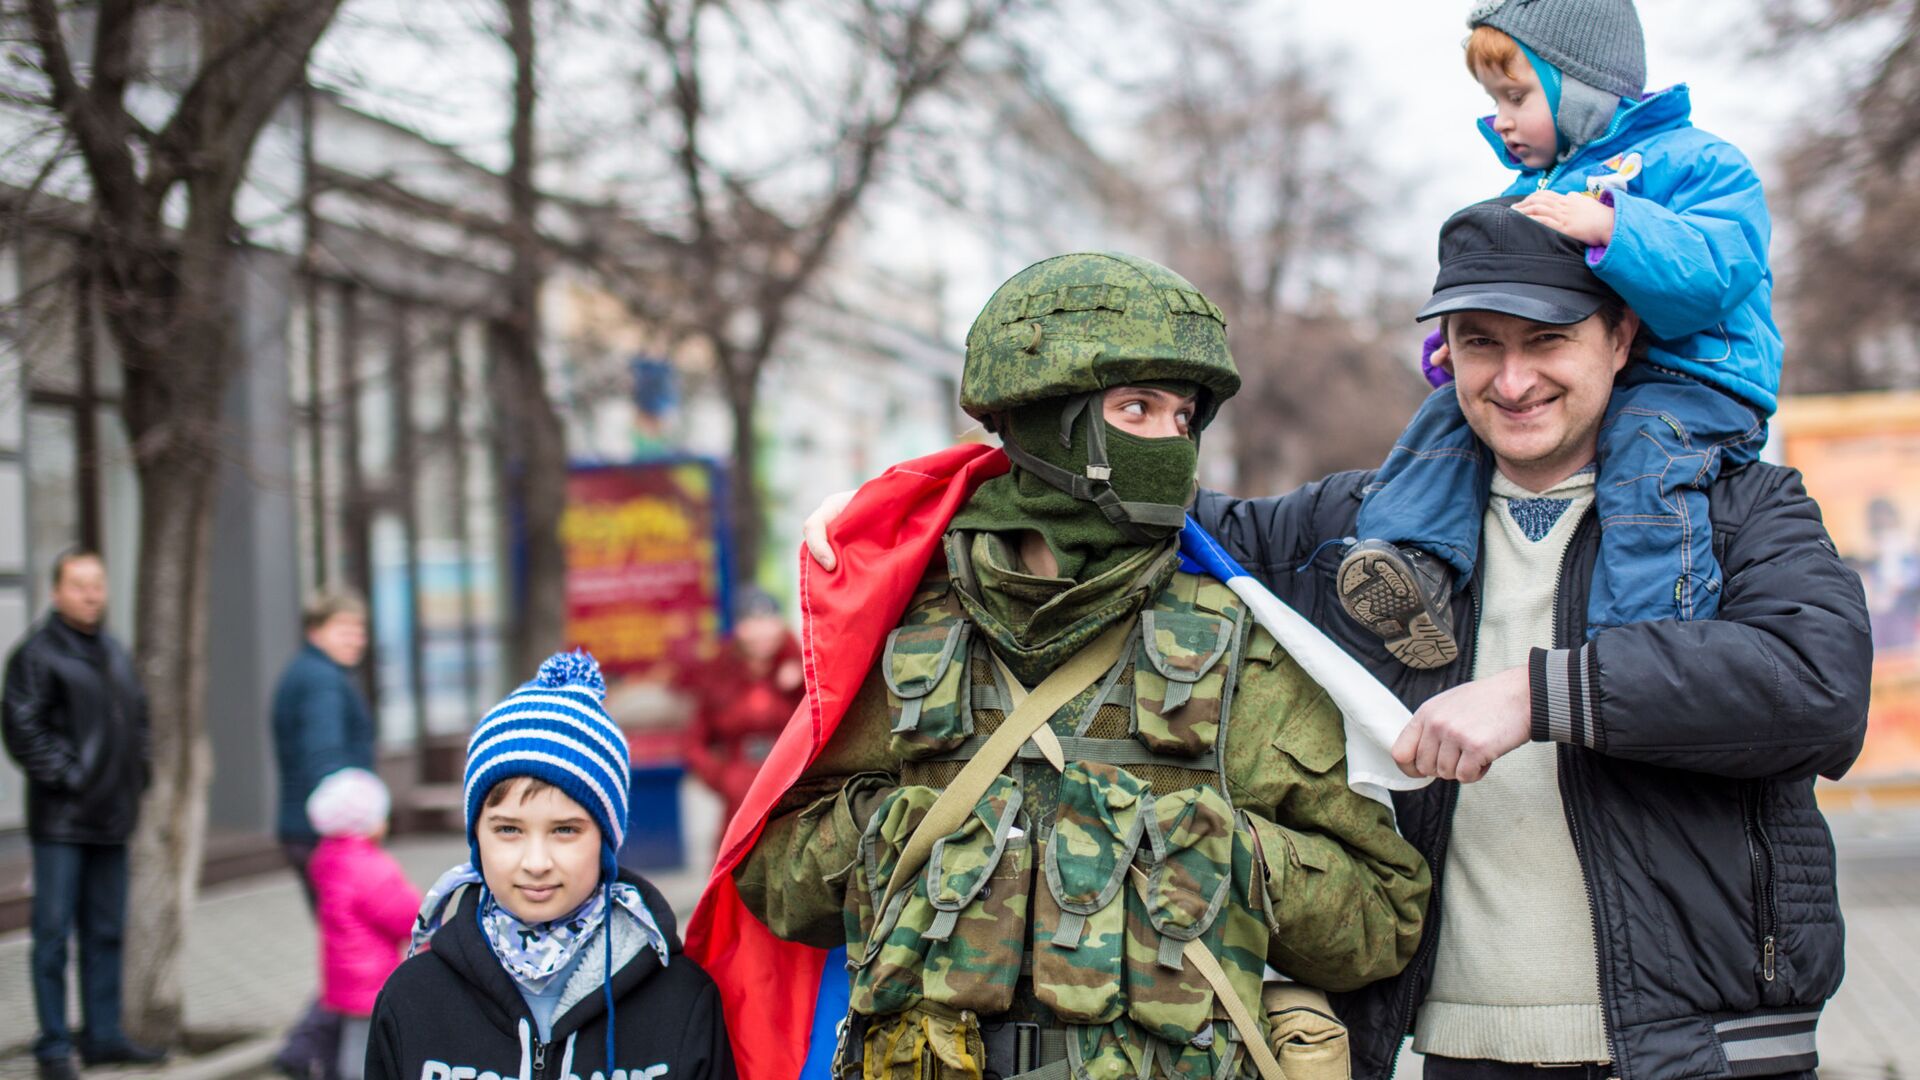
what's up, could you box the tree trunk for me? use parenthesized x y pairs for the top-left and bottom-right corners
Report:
(111, 231), (235, 1044)
(500, 0), (567, 674)
(499, 325), (569, 674)
(120, 442), (219, 1043)
(725, 373), (762, 585)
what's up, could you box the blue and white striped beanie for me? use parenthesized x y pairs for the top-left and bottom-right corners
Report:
(464, 650), (629, 876)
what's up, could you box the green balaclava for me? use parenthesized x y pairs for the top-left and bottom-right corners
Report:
(952, 252), (1240, 580)
(951, 382), (1201, 580)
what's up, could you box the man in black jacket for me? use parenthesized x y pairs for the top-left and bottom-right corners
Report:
(801, 204), (1871, 1078)
(1192, 202), (1871, 1078)
(2, 550), (166, 1078)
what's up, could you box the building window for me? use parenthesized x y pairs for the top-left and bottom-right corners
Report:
(290, 279), (506, 759)
(17, 232), (134, 628)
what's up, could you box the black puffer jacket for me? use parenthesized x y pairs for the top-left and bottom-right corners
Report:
(369, 872), (734, 1080)
(1, 616), (150, 845)
(1195, 462), (1871, 1080)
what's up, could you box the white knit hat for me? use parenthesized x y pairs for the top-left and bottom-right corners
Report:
(306, 768), (391, 838)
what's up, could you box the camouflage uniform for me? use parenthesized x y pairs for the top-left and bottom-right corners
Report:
(736, 254), (1430, 1080)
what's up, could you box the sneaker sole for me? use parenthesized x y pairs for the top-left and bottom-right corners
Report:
(1337, 548), (1460, 670)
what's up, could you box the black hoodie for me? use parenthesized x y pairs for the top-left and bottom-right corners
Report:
(366, 871), (735, 1080)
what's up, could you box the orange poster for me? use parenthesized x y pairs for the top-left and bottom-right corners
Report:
(1775, 393), (1920, 782)
(561, 459), (730, 682)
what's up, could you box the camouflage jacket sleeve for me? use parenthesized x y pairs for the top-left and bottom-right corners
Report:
(733, 668), (897, 948)
(1223, 624), (1431, 992)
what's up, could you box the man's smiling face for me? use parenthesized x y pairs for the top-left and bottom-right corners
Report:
(1443, 308), (1636, 491)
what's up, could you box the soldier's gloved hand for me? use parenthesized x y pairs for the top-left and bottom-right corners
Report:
(804, 488), (858, 571)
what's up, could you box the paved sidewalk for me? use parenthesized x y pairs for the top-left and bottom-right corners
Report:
(0, 789), (1912, 1079)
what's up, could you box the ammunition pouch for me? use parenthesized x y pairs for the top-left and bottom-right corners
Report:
(849, 775), (1032, 1016)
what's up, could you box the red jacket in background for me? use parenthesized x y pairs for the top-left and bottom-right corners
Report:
(678, 633), (804, 819)
(310, 835), (422, 1016)
(685, 443), (1008, 1080)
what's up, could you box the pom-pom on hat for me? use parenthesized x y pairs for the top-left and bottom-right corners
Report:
(464, 650), (630, 875)
(306, 768), (390, 838)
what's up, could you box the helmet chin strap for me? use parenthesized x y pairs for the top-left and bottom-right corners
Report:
(996, 390), (1191, 545)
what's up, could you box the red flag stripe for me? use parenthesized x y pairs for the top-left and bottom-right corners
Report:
(686, 444), (1008, 1080)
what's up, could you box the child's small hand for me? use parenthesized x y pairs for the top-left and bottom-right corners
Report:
(1515, 191), (1615, 248)
(1421, 338), (1453, 388)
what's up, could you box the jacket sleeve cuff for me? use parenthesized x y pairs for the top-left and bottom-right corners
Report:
(1529, 644), (1605, 751)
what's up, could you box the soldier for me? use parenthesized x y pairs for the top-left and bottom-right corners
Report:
(733, 253), (1430, 1080)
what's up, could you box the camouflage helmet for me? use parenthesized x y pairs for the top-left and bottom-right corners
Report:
(960, 252), (1239, 430)
(961, 253), (1239, 545)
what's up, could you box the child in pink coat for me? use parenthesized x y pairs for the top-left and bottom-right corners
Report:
(304, 768), (420, 1080)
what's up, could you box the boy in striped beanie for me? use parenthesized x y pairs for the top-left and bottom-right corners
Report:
(366, 652), (735, 1080)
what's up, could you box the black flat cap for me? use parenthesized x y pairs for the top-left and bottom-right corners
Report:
(1417, 196), (1621, 325)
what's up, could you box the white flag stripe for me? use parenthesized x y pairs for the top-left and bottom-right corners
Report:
(1180, 521), (1431, 810)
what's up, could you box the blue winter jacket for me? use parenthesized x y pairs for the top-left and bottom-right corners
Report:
(1481, 85), (1783, 414)
(271, 643), (376, 842)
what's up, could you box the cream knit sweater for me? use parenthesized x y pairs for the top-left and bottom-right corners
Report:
(1412, 468), (1609, 1064)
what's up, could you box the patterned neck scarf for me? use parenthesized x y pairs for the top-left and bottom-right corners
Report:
(480, 886), (611, 994)
(409, 863), (669, 994)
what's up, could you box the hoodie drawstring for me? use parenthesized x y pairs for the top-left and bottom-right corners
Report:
(517, 1018), (533, 1080)
(603, 878), (617, 1071)
(560, 1032), (578, 1080)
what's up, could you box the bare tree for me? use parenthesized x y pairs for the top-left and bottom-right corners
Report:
(1130, 30), (1425, 494)
(1767, 0), (1920, 392)
(496, 0), (568, 672)
(566, 0), (1024, 580)
(6, 0), (343, 1042)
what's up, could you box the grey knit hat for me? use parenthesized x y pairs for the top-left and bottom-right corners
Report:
(1469, 0), (1646, 101)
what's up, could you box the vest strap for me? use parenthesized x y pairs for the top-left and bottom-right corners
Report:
(881, 623), (1129, 903)
(1127, 865), (1291, 1080)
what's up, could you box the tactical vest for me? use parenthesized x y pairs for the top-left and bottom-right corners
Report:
(840, 540), (1272, 1080)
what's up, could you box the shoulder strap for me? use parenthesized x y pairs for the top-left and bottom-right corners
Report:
(881, 623), (1128, 903)
(1004, 639), (1288, 1080)
(1127, 866), (1290, 1080)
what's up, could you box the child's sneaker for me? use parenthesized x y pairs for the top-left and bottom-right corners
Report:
(1337, 541), (1460, 669)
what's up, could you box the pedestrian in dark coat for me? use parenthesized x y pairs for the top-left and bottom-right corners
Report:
(1, 550), (165, 1079)
(271, 587), (375, 1080)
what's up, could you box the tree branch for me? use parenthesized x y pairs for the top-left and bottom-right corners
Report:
(23, 0), (146, 221)
(145, 0), (345, 206)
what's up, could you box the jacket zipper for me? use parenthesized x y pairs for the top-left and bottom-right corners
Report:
(1744, 785), (1779, 982)
(1559, 752), (1622, 1074)
(1551, 511), (1623, 1075)
(1534, 109), (1632, 192)
(1381, 580), (1480, 1080)
(533, 1036), (548, 1080)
